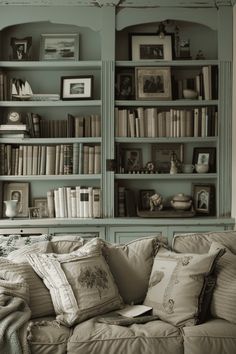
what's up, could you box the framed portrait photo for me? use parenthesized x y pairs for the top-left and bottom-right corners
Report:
(115, 69), (135, 99)
(192, 183), (215, 215)
(139, 189), (155, 211)
(60, 75), (93, 100)
(40, 33), (79, 61)
(135, 66), (172, 100)
(10, 37), (32, 60)
(3, 182), (29, 218)
(192, 147), (216, 172)
(152, 143), (184, 173)
(122, 148), (143, 172)
(28, 207), (41, 219)
(33, 198), (48, 218)
(130, 33), (173, 61)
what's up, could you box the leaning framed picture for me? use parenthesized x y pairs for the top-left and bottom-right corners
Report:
(135, 66), (172, 100)
(152, 143), (184, 173)
(115, 69), (135, 99)
(130, 33), (173, 61)
(3, 182), (29, 218)
(33, 198), (48, 218)
(192, 183), (215, 215)
(10, 37), (32, 60)
(122, 148), (143, 172)
(40, 33), (79, 61)
(60, 75), (93, 100)
(192, 147), (216, 172)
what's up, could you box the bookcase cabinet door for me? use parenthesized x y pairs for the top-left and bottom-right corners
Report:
(48, 226), (106, 240)
(107, 226), (166, 244)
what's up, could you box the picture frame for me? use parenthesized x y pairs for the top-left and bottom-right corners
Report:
(40, 33), (79, 61)
(135, 66), (172, 100)
(115, 69), (135, 99)
(130, 33), (173, 61)
(10, 37), (32, 60)
(60, 75), (93, 100)
(28, 207), (41, 219)
(122, 148), (143, 172)
(192, 147), (216, 172)
(152, 143), (184, 173)
(3, 182), (29, 218)
(139, 189), (155, 211)
(192, 183), (215, 215)
(33, 198), (48, 218)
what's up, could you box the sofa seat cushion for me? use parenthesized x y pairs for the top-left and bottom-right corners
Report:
(28, 316), (71, 354)
(67, 313), (183, 354)
(183, 318), (236, 354)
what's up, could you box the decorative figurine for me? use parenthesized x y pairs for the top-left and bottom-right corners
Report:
(170, 151), (178, 174)
(149, 193), (163, 211)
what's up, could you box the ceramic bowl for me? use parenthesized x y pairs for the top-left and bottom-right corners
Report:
(183, 89), (198, 99)
(195, 164), (209, 173)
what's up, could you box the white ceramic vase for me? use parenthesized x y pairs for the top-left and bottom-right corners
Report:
(4, 200), (18, 219)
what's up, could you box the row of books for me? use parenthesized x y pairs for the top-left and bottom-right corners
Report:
(115, 106), (218, 138)
(46, 186), (101, 219)
(25, 113), (101, 138)
(0, 143), (101, 175)
(115, 185), (136, 217)
(173, 65), (218, 100)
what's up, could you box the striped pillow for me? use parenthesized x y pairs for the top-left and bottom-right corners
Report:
(209, 241), (236, 324)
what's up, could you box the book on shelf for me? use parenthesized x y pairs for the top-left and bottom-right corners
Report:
(92, 188), (101, 218)
(46, 145), (56, 175)
(83, 145), (89, 174)
(74, 116), (84, 137)
(88, 146), (95, 174)
(124, 189), (136, 217)
(0, 124), (27, 131)
(71, 189), (77, 218)
(27, 145), (33, 175)
(47, 190), (55, 218)
(63, 144), (73, 174)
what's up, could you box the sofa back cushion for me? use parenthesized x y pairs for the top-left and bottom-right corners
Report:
(143, 246), (224, 327)
(172, 231), (236, 255)
(102, 235), (166, 304)
(209, 241), (236, 324)
(27, 238), (123, 327)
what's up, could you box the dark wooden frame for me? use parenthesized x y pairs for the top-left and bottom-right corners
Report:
(192, 183), (215, 215)
(192, 147), (216, 172)
(60, 75), (93, 100)
(115, 69), (135, 99)
(11, 37), (32, 60)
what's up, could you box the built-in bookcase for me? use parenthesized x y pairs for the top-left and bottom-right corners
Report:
(0, 3), (234, 239)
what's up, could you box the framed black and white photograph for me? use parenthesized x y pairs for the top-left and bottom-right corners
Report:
(135, 66), (172, 100)
(10, 37), (32, 60)
(192, 183), (215, 215)
(139, 189), (155, 210)
(122, 148), (143, 172)
(28, 207), (41, 219)
(33, 198), (48, 218)
(60, 75), (93, 100)
(152, 143), (184, 173)
(115, 69), (135, 99)
(130, 33), (173, 61)
(40, 33), (79, 61)
(192, 147), (216, 172)
(3, 182), (29, 218)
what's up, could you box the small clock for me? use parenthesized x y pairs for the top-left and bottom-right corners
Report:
(7, 111), (22, 125)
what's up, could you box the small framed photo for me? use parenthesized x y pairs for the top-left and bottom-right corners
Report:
(192, 183), (215, 215)
(192, 147), (216, 172)
(122, 148), (143, 172)
(3, 182), (29, 217)
(139, 189), (155, 210)
(60, 75), (93, 100)
(152, 143), (184, 173)
(130, 33), (173, 61)
(135, 67), (172, 100)
(40, 33), (79, 61)
(115, 69), (135, 99)
(33, 198), (48, 218)
(10, 37), (32, 60)
(28, 207), (41, 219)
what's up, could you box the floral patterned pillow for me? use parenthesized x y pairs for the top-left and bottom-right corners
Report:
(144, 246), (224, 327)
(27, 238), (123, 327)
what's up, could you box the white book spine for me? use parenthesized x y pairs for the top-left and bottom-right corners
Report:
(88, 146), (95, 174)
(14, 147), (19, 175)
(46, 145), (56, 175)
(88, 186), (93, 218)
(23, 145), (27, 175)
(40, 145), (46, 175)
(71, 189), (77, 218)
(79, 188), (85, 218)
(54, 189), (60, 218)
(92, 188), (101, 218)
(32, 145), (38, 175)
(55, 144), (61, 175)
(76, 186), (81, 217)
(66, 187), (72, 218)
(27, 145), (33, 175)
(47, 190), (55, 218)
(94, 145), (101, 174)
(18, 145), (23, 175)
(58, 187), (65, 218)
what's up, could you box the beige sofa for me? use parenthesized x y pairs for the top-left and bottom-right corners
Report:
(0, 231), (236, 354)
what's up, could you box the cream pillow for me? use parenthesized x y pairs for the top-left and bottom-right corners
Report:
(27, 239), (123, 327)
(144, 246), (223, 327)
(209, 241), (236, 324)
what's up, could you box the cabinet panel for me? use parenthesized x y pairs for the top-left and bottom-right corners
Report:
(107, 226), (166, 244)
(48, 226), (106, 240)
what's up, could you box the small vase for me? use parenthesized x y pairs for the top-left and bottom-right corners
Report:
(4, 200), (18, 219)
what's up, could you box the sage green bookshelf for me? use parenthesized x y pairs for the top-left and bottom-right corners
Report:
(0, 1), (234, 242)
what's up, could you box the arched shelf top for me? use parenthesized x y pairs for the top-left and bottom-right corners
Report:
(0, 6), (102, 32)
(116, 7), (218, 31)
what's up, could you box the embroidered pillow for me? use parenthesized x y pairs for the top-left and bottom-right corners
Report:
(27, 239), (123, 327)
(209, 241), (236, 324)
(144, 246), (223, 327)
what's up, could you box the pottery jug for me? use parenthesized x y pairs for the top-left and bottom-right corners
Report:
(4, 200), (18, 218)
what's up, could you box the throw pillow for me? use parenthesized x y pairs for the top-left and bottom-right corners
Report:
(7, 241), (53, 262)
(209, 241), (236, 324)
(102, 235), (166, 304)
(27, 238), (123, 327)
(143, 246), (224, 327)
